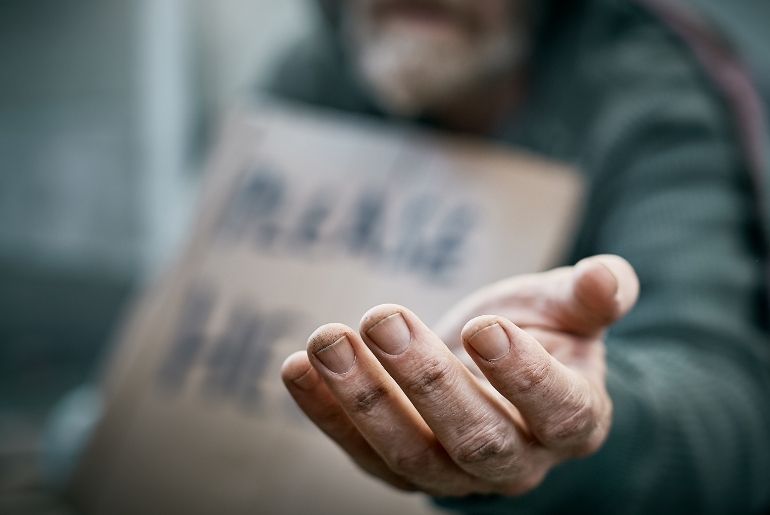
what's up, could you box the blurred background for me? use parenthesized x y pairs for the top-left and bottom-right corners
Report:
(2, 0), (769, 512)
(0, 0), (311, 508)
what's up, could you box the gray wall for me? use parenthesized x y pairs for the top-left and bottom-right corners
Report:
(0, 0), (311, 431)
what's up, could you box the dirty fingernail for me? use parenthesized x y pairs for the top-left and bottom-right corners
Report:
(314, 336), (356, 374)
(466, 323), (510, 361)
(290, 368), (316, 390)
(366, 313), (411, 355)
(282, 353), (316, 390)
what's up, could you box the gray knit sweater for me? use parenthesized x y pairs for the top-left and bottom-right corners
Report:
(263, 0), (770, 513)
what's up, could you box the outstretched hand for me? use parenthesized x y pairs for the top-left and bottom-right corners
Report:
(281, 255), (639, 497)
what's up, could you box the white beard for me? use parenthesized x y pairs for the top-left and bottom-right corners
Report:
(343, 6), (528, 116)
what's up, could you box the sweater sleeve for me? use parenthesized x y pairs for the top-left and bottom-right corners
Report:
(572, 59), (770, 515)
(436, 7), (770, 515)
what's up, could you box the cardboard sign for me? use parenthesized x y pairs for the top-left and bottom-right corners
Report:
(69, 101), (584, 515)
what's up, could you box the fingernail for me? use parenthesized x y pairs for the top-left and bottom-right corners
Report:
(599, 266), (625, 308)
(596, 261), (620, 297)
(291, 368), (315, 390)
(466, 323), (510, 361)
(366, 313), (411, 355)
(314, 336), (356, 374)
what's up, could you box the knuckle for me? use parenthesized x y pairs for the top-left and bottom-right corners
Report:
(404, 357), (454, 397)
(573, 428), (607, 457)
(571, 413), (610, 457)
(452, 427), (517, 470)
(389, 447), (435, 476)
(511, 359), (552, 395)
(540, 395), (597, 446)
(351, 384), (389, 415)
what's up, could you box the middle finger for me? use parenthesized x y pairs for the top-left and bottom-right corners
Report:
(360, 304), (535, 481)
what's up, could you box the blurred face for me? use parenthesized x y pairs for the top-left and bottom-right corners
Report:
(341, 0), (529, 116)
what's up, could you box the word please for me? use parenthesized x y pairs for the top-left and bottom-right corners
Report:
(215, 166), (478, 283)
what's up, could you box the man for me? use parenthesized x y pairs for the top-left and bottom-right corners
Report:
(269, 0), (770, 513)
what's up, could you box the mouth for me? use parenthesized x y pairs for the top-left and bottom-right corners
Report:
(369, 0), (473, 38)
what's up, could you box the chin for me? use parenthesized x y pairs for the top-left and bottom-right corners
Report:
(358, 32), (477, 114)
(345, 14), (526, 116)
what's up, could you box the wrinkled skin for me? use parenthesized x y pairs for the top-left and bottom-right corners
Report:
(282, 255), (639, 496)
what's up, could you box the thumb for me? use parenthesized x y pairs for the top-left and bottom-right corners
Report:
(563, 254), (640, 335)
